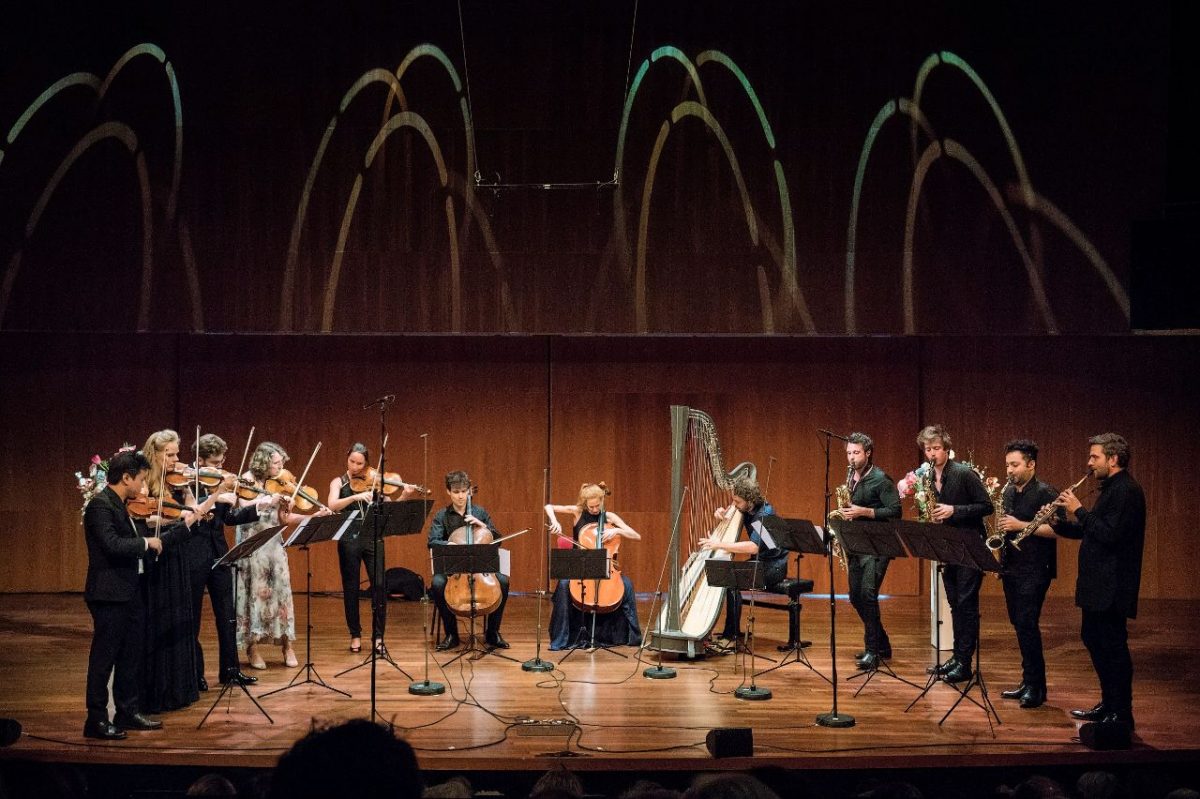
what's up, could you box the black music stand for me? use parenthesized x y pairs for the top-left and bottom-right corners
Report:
(258, 512), (360, 701)
(705, 560), (772, 700)
(198, 521), (286, 728)
(551, 549), (626, 662)
(754, 516), (828, 683)
(433, 543), (518, 665)
(835, 520), (922, 693)
(335, 500), (433, 681)
(897, 521), (1002, 733)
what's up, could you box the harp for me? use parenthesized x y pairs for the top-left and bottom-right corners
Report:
(648, 405), (756, 657)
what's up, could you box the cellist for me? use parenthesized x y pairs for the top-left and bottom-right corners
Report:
(427, 470), (510, 651)
(544, 483), (642, 651)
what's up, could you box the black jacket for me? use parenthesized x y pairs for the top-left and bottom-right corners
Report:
(83, 487), (149, 602)
(934, 460), (993, 536)
(1055, 469), (1145, 618)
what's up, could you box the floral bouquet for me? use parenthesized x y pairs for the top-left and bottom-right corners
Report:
(897, 460), (936, 521)
(74, 445), (135, 521)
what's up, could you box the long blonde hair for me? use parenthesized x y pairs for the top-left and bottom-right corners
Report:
(142, 429), (180, 495)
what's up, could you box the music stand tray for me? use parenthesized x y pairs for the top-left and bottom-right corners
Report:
(550, 550), (626, 661)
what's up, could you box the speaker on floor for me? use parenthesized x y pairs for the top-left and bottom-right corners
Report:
(1079, 720), (1131, 751)
(705, 727), (753, 758)
(0, 718), (21, 747)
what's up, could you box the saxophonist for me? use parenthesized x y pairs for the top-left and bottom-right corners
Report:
(995, 440), (1060, 709)
(834, 433), (902, 671)
(918, 425), (993, 684)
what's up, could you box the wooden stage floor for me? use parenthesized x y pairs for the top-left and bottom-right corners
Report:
(1, 592), (1198, 777)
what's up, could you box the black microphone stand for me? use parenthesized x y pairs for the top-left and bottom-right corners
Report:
(816, 429), (854, 728)
(522, 468), (554, 673)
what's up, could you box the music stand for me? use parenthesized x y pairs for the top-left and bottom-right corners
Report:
(335, 500), (433, 680)
(198, 521), (287, 728)
(753, 516), (828, 683)
(433, 543), (518, 665)
(258, 512), (360, 701)
(835, 520), (921, 693)
(551, 549), (625, 662)
(896, 521), (1001, 733)
(705, 560), (772, 700)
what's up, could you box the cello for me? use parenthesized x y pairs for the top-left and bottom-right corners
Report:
(441, 484), (504, 618)
(568, 483), (625, 614)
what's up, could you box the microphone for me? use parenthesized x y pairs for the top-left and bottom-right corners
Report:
(818, 429), (850, 442)
(362, 394), (396, 410)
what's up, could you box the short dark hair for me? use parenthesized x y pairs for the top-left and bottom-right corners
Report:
(1004, 439), (1039, 463)
(1089, 433), (1131, 468)
(847, 432), (874, 456)
(268, 719), (421, 799)
(445, 470), (470, 490)
(196, 434), (228, 461)
(106, 450), (150, 484)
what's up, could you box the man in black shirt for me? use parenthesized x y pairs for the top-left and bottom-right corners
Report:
(995, 439), (1060, 709)
(834, 432), (902, 671)
(1054, 433), (1145, 729)
(918, 425), (993, 684)
(427, 470), (510, 651)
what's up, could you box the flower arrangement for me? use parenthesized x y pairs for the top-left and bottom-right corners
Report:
(74, 445), (135, 521)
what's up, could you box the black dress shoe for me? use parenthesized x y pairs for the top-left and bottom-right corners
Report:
(857, 652), (881, 671)
(485, 633), (510, 649)
(220, 669), (258, 685)
(436, 635), (461, 651)
(1070, 702), (1109, 722)
(941, 662), (973, 684)
(1019, 686), (1047, 709)
(114, 713), (163, 731)
(855, 650), (869, 660)
(83, 720), (127, 740)
(198, 677), (209, 692)
(934, 657), (961, 676)
(1100, 710), (1135, 730)
(1001, 682), (1028, 700)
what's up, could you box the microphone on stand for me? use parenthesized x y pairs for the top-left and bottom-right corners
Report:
(818, 429), (850, 442)
(362, 394), (396, 410)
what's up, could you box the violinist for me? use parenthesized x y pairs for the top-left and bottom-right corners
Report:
(544, 483), (642, 650)
(138, 429), (224, 715)
(326, 443), (419, 653)
(235, 442), (316, 670)
(700, 475), (787, 655)
(428, 470), (510, 651)
(186, 434), (277, 689)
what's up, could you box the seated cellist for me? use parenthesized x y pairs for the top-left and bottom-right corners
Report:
(544, 483), (642, 650)
(428, 470), (510, 651)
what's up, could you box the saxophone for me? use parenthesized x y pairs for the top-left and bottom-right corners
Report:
(826, 468), (853, 572)
(1009, 473), (1089, 550)
(984, 476), (1013, 557)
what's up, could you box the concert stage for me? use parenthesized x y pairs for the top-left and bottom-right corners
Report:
(1, 591), (1197, 796)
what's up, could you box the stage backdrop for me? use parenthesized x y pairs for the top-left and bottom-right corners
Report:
(1, 333), (1197, 602)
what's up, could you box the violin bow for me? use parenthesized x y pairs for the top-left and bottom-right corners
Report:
(234, 426), (255, 505)
(290, 442), (323, 509)
(194, 425), (202, 504)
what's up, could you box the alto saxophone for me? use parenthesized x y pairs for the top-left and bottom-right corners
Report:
(1009, 473), (1089, 550)
(984, 476), (1014, 556)
(826, 469), (853, 572)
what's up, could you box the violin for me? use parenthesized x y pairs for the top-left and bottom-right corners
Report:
(125, 494), (194, 521)
(568, 483), (624, 614)
(441, 484), (504, 618)
(264, 468), (329, 514)
(348, 467), (431, 497)
(166, 464), (236, 490)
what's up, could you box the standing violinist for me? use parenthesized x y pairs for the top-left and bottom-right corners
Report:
(235, 441), (314, 670)
(185, 433), (275, 689)
(544, 483), (642, 650)
(326, 443), (419, 653)
(427, 470), (510, 651)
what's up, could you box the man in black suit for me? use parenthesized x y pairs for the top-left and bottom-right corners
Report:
(918, 425), (993, 684)
(995, 439), (1060, 709)
(83, 450), (185, 739)
(185, 434), (264, 691)
(1054, 433), (1145, 729)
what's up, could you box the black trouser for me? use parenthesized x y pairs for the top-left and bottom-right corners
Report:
(1081, 606), (1133, 714)
(849, 554), (892, 655)
(86, 596), (144, 723)
(337, 531), (387, 640)
(721, 556), (789, 639)
(940, 563), (983, 664)
(429, 571), (509, 639)
(1002, 575), (1050, 689)
(188, 554), (238, 679)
